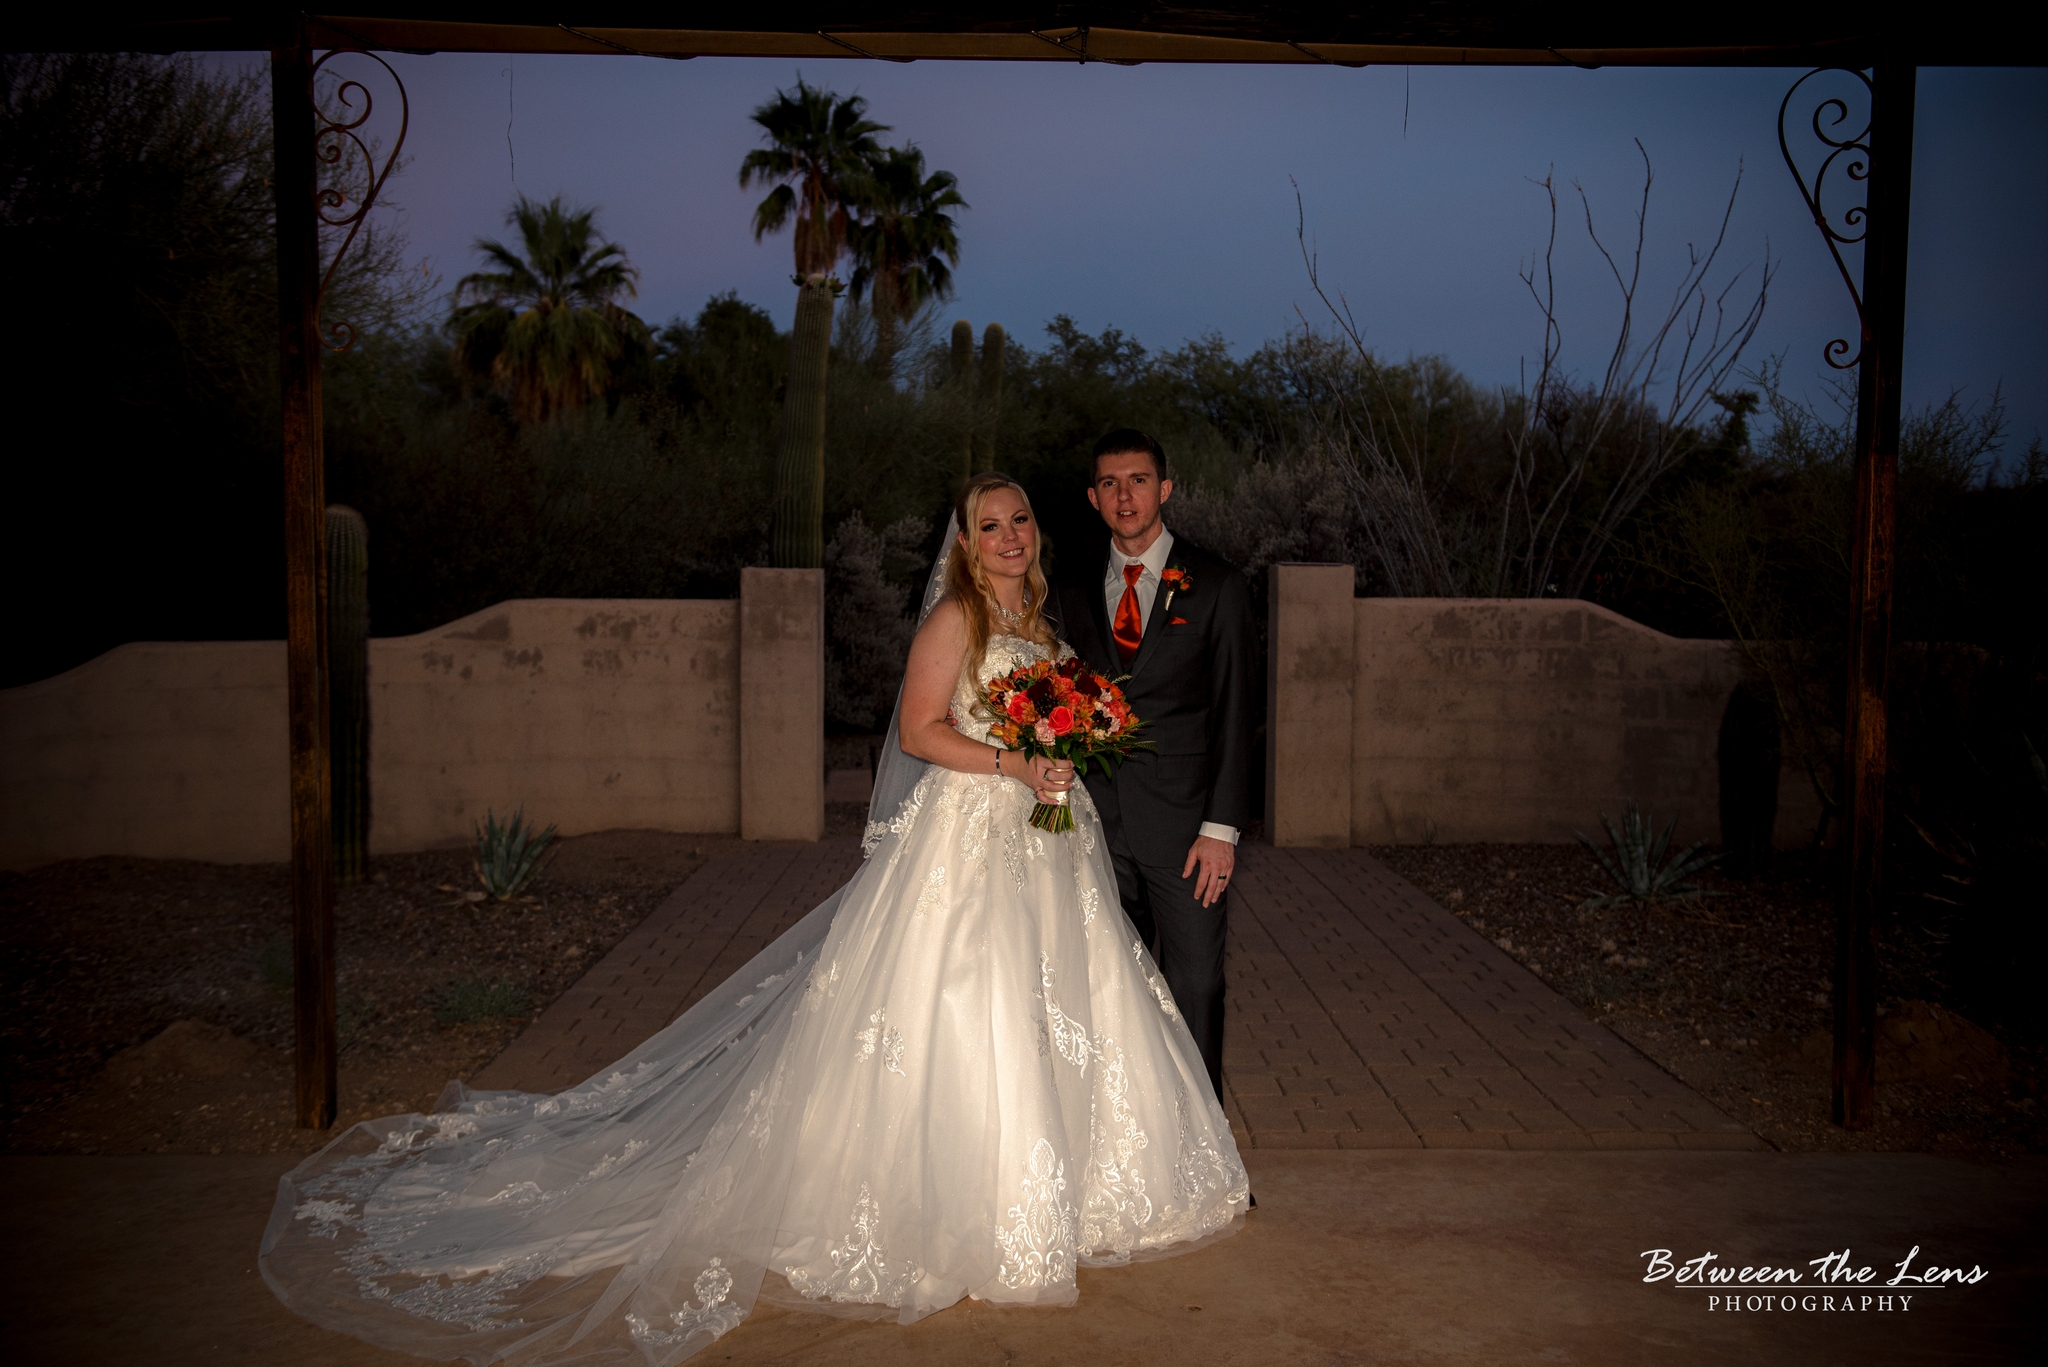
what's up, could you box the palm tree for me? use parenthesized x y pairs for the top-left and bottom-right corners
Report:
(449, 195), (649, 422)
(738, 79), (888, 568)
(847, 144), (967, 372)
(738, 78), (888, 280)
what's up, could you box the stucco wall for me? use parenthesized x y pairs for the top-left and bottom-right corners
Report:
(369, 600), (741, 854)
(0, 598), (753, 870)
(0, 641), (291, 867)
(1348, 597), (1819, 846)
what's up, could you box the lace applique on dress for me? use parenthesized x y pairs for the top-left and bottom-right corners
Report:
(1127, 938), (1182, 1020)
(1081, 1037), (1153, 1251)
(1035, 954), (1093, 1074)
(868, 770), (937, 860)
(785, 1184), (924, 1307)
(743, 1059), (791, 1144)
(995, 1138), (1078, 1290)
(625, 1258), (748, 1344)
(531, 1061), (660, 1119)
(1170, 1081), (1250, 1209)
(1000, 817), (1028, 890)
(487, 1180), (546, 1206)
(1074, 801), (1098, 854)
(384, 1253), (557, 1332)
(953, 780), (994, 879)
(804, 958), (841, 1012)
(912, 864), (946, 917)
(855, 1008), (906, 1077)
(293, 1199), (357, 1238)
(585, 1139), (646, 1179)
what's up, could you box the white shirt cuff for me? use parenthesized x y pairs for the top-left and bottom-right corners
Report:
(1198, 822), (1240, 846)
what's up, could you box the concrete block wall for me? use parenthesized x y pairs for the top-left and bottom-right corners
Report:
(369, 599), (743, 853)
(1350, 597), (1743, 845)
(1264, 567), (1825, 848)
(1265, 564), (1356, 847)
(0, 641), (291, 866)
(0, 574), (824, 870)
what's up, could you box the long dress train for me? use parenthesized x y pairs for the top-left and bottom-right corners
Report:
(260, 631), (1250, 1364)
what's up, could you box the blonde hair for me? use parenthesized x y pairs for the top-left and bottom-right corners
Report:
(946, 472), (1056, 680)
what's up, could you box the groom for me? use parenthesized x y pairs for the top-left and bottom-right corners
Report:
(1054, 429), (1256, 1099)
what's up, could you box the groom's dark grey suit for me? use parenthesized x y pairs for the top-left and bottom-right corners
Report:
(1053, 534), (1256, 1096)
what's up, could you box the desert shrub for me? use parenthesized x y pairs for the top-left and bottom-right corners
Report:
(1164, 447), (1367, 608)
(1577, 802), (1721, 907)
(473, 809), (556, 901)
(823, 512), (930, 731)
(324, 332), (774, 634)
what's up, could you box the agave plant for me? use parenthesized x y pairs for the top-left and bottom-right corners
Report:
(1577, 802), (1721, 908)
(474, 808), (557, 901)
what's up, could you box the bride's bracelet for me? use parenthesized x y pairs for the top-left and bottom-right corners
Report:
(991, 744), (1003, 775)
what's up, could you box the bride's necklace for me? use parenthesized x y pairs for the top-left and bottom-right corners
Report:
(992, 594), (1030, 627)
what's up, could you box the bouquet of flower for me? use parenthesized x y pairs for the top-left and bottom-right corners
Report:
(981, 656), (1152, 833)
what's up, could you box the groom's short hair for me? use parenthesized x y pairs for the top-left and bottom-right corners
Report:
(1091, 429), (1167, 481)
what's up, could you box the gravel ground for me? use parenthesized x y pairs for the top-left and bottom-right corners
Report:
(0, 830), (743, 1156)
(9, 826), (2035, 1160)
(1372, 843), (2045, 1157)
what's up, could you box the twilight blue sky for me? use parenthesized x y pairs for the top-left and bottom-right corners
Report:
(221, 53), (2047, 453)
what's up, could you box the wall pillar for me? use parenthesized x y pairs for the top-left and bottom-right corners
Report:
(740, 567), (824, 841)
(1266, 563), (1355, 847)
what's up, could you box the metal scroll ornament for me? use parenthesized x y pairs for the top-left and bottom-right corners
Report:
(310, 48), (409, 352)
(1778, 67), (1874, 371)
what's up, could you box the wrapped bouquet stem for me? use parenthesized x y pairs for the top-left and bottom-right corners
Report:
(981, 655), (1153, 833)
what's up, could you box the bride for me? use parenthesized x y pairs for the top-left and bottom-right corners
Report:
(261, 472), (1251, 1365)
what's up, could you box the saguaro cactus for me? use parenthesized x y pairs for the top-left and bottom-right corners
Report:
(950, 318), (975, 488)
(976, 322), (1006, 473)
(772, 277), (837, 568)
(326, 505), (370, 884)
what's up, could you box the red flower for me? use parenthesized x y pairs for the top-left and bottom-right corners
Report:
(1049, 705), (1075, 736)
(1006, 693), (1031, 722)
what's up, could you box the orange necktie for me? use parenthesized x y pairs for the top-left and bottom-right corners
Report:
(1113, 562), (1145, 670)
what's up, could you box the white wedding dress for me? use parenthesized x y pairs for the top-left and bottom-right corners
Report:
(261, 628), (1250, 1366)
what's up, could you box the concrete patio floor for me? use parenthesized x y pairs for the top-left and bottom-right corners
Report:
(7, 839), (2041, 1364)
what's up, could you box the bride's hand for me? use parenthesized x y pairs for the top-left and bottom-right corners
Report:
(1002, 751), (1074, 802)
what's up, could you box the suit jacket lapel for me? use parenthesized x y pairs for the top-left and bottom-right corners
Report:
(1125, 547), (1181, 684)
(1086, 543), (1118, 672)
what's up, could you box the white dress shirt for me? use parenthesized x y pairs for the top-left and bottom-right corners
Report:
(1102, 528), (1238, 849)
(1102, 527), (1176, 636)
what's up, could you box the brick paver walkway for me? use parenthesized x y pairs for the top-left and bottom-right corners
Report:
(1221, 844), (1758, 1150)
(477, 836), (1757, 1151)
(472, 839), (865, 1093)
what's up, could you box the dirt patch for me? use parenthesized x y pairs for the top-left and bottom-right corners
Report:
(1372, 844), (2045, 1157)
(0, 829), (746, 1157)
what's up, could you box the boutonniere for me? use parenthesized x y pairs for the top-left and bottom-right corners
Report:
(1160, 564), (1193, 613)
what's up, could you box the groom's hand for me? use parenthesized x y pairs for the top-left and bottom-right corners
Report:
(1183, 835), (1236, 908)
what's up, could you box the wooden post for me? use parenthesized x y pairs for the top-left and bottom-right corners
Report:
(272, 30), (337, 1130)
(1833, 60), (1916, 1131)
